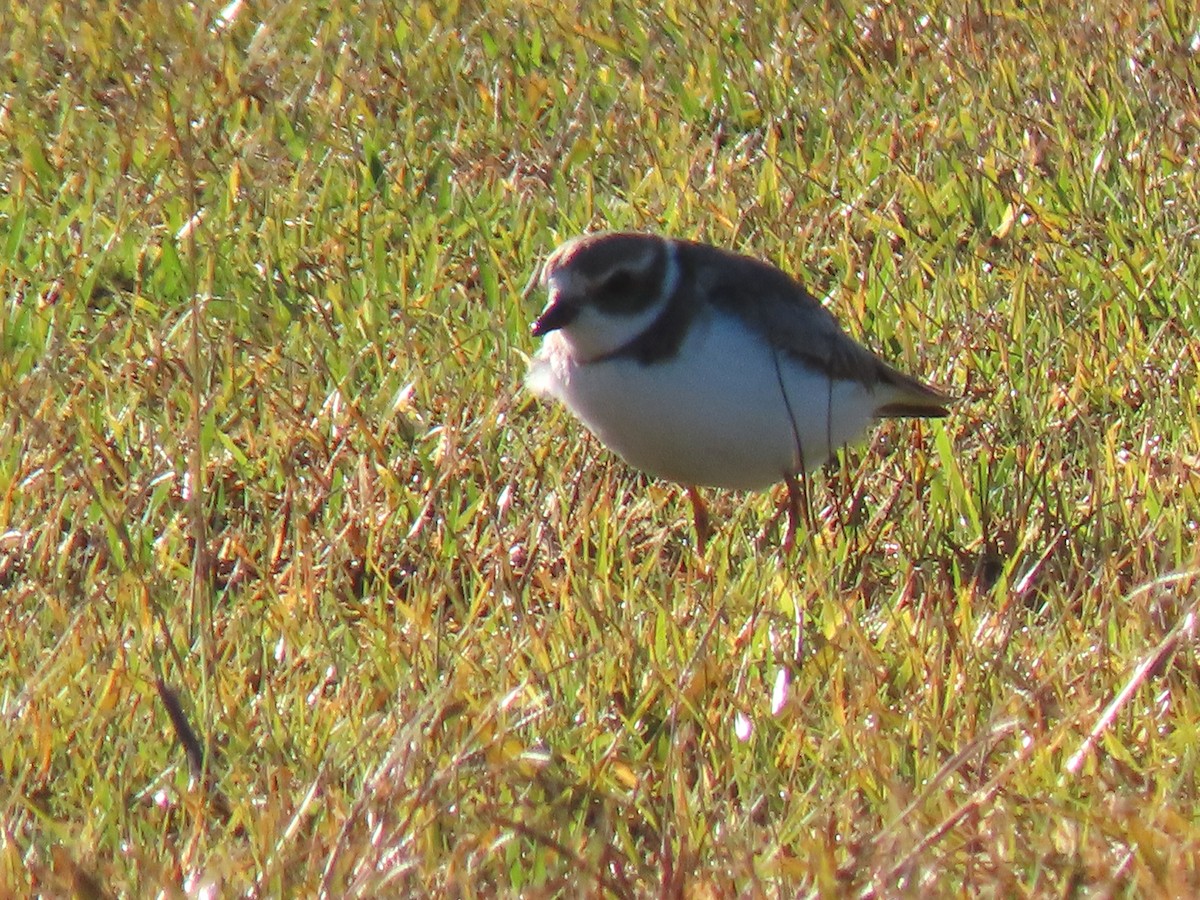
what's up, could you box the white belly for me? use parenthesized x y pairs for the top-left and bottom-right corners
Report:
(528, 313), (880, 490)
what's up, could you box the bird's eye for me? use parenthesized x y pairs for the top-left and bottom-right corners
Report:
(602, 270), (635, 295)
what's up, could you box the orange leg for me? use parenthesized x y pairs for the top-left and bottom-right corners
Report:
(782, 473), (804, 552)
(756, 475), (807, 552)
(686, 486), (711, 556)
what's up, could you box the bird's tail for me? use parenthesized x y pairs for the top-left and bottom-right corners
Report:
(874, 364), (953, 418)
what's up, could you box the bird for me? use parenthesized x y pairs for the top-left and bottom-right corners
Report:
(526, 231), (951, 555)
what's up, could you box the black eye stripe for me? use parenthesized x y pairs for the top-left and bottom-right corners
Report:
(601, 270), (636, 294)
(584, 267), (654, 316)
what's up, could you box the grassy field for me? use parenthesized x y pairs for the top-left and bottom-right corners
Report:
(3, 0), (1200, 895)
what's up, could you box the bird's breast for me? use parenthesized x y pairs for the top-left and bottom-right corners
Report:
(530, 314), (880, 489)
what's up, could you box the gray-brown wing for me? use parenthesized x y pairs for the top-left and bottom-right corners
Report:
(692, 242), (951, 417)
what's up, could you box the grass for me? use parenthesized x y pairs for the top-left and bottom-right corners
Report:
(2, 0), (1200, 894)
